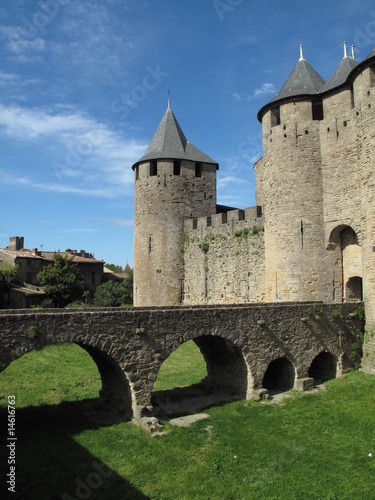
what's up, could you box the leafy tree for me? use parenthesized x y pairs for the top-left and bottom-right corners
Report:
(37, 255), (80, 308)
(105, 263), (124, 273)
(0, 263), (19, 289)
(94, 270), (133, 307)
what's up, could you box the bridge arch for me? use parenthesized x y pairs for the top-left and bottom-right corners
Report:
(2, 335), (133, 420)
(308, 351), (337, 384)
(262, 356), (295, 393)
(151, 333), (252, 417)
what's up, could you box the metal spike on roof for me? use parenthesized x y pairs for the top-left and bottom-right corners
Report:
(299, 43), (304, 61)
(352, 45), (356, 59)
(343, 41), (348, 58)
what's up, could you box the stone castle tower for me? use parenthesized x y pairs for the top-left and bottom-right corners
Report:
(132, 44), (375, 374)
(132, 99), (218, 306)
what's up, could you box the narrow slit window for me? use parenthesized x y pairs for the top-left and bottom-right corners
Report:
(195, 162), (202, 178)
(271, 106), (280, 127)
(150, 161), (157, 176)
(193, 218), (198, 229)
(173, 160), (181, 176)
(148, 235), (152, 254)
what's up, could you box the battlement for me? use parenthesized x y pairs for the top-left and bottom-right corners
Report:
(184, 206), (264, 238)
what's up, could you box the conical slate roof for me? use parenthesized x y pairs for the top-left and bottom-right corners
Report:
(362, 45), (375, 63)
(257, 47), (325, 121)
(133, 102), (218, 168)
(321, 43), (359, 93)
(268, 56), (325, 104)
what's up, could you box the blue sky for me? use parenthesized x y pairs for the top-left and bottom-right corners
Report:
(1, 0), (374, 267)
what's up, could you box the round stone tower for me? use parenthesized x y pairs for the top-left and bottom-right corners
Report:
(132, 100), (218, 307)
(352, 47), (375, 373)
(257, 46), (330, 301)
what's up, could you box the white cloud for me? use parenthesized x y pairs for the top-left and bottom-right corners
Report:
(218, 175), (247, 189)
(0, 104), (147, 198)
(253, 82), (276, 98)
(110, 218), (134, 227)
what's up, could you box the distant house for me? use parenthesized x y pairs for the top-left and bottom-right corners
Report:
(0, 237), (107, 308)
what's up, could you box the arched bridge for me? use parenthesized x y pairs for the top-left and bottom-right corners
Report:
(0, 303), (364, 425)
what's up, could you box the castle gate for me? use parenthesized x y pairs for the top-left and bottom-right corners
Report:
(0, 303), (364, 423)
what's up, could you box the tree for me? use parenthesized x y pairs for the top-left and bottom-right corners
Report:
(37, 255), (80, 308)
(105, 263), (124, 273)
(0, 263), (19, 289)
(94, 270), (133, 307)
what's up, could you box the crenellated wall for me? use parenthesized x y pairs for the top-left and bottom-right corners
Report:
(183, 207), (265, 304)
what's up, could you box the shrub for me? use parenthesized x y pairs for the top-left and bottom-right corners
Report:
(331, 309), (340, 320)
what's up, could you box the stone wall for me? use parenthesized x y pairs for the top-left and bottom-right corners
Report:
(355, 65), (375, 374)
(133, 159), (217, 307)
(183, 207), (265, 304)
(0, 303), (365, 423)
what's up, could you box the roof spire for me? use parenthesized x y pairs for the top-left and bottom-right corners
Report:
(343, 41), (348, 58)
(299, 43), (304, 61)
(351, 44), (356, 59)
(168, 89), (171, 109)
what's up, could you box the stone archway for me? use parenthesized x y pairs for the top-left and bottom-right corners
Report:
(345, 276), (363, 302)
(308, 351), (337, 385)
(327, 225), (362, 302)
(262, 357), (295, 394)
(151, 335), (248, 418)
(79, 344), (133, 420)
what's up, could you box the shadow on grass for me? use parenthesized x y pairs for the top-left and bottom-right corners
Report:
(0, 398), (149, 500)
(152, 381), (240, 419)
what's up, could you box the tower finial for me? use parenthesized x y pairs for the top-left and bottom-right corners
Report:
(299, 43), (304, 61)
(343, 41), (348, 58)
(351, 44), (356, 59)
(168, 89), (171, 109)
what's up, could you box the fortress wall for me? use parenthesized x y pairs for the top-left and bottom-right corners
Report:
(183, 209), (265, 304)
(261, 102), (330, 302)
(355, 65), (375, 373)
(320, 89), (361, 238)
(319, 88), (361, 302)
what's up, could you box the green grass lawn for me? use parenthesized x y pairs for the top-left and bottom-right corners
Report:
(1, 342), (375, 499)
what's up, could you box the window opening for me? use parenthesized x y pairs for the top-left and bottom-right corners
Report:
(195, 162), (202, 178)
(173, 160), (181, 176)
(312, 100), (324, 121)
(270, 106), (280, 126)
(150, 161), (157, 176)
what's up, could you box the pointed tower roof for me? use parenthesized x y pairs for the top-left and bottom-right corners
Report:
(362, 45), (375, 63)
(321, 42), (359, 93)
(270, 44), (325, 102)
(257, 45), (325, 121)
(132, 102), (218, 169)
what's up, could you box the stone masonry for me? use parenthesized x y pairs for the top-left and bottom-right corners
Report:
(132, 45), (375, 374)
(0, 303), (364, 423)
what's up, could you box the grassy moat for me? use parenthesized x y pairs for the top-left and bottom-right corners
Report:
(1, 342), (375, 499)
